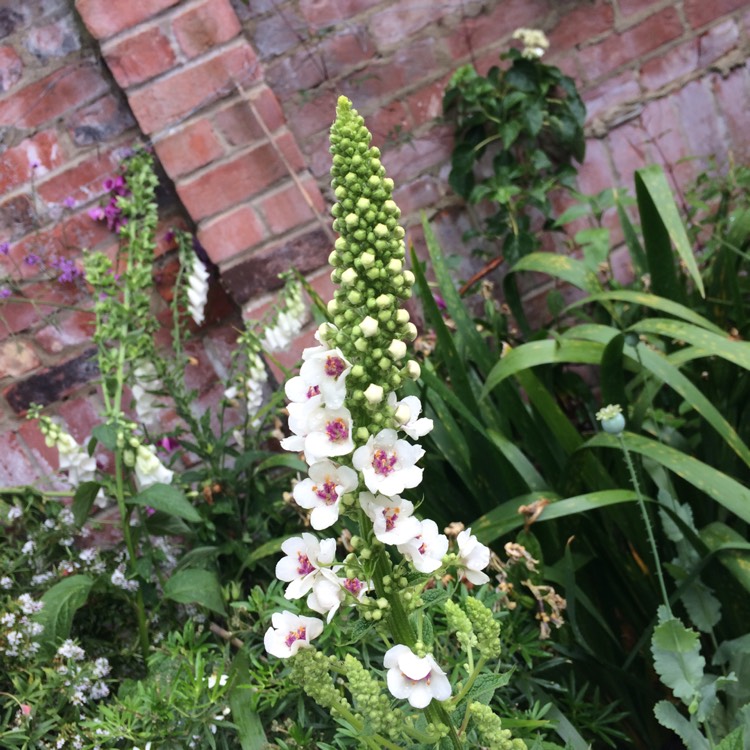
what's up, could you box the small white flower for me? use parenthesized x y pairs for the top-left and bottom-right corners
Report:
(456, 528), (491, 585)
(360, 491), (422, 546)
(187, 254), (210, 326)
(131, 362), (164, 428)
(275, 533), (337, 600)
(0, 576), (12, 589)
(134, 445), (173, 489)
(512, 27), (550, 58)
(389, 394), (433, 439)
(263, 611), (324, 658)
(384, 644), (451, 708)
(299, 405), (355, 464)
(293, 460), (358, 530)
(21, 540), (35, 556)
(207, 673), (229, 689)
(299, 346), (351, 409)
(397, 519), (449, 574)
(57, 639), (85, 661)
(352, 429), (424, 496)
(7, 506), (22, 521)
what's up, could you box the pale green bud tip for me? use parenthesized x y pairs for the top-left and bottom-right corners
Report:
(374, 223), (389, 238)
(364, 383), (384, 404)
(360, 251), (375, 267)
(334, 237), (347, 251)
(376, 294), (391, 309)
(405, 360), (421, 379)
(341, 267), (358, 285)
(394, 403), (411, 425)
(403, 269), (415, 285)
(395, 308), (410, 324)
(404, 322), (418, 341)
(387, 258), (403, 274)
(388, 339), (407, 360)
(356, 426), (370, 441)
(345, 213), (359, 227)
(327, 299), (339, 315)
(360, 315), (379, 337)
(596, 403), (625, 435)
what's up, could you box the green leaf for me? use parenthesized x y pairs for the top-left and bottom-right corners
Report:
(714, 728), (744, 750)
(635, 164), (704, 298)
(651, 609), (705, 705)
(71, 482), (101, 527)
(35, 575), (93, 656)
(615, 188), (647, 276)
(230, 652), (267, 750)
(129, 483), (201, 523)
(486, 429), (547, 491)
(464, 671), (513, 705)
(701, 522), (750, 595)
(240, 536), (285, 572)
(90, 423), (117, 451)
(653, 701), (709, 750)
(163, 568), (226, 616)
(508, 252), (602, 293)
(254, 453), (307, 474)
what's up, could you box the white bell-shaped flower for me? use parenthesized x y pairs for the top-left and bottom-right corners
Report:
(186, 255), (210, 326)
(456, 528), (491, 585)
(384, 644), (451, 708)
(134, 445), (174, 489)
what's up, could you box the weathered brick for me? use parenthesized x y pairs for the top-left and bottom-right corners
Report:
(339, 59), (407, 102)
(103, 25), (176, 88)
(0, 194), (36, 241)
(171, 0), (241, 59)
(212, 100), (266, 148)
(366, 99), (410, 145)
(576, 138), (617, 196)
(0, 45), (23, 92)
(258, 179), (323, 235)
(549, 0), (614, 50)
(75, 0), (181, 40)
(314, 28), (376, 79)
(37, 150), (121, 204)
(607, 120), (656, 189)
(252, 8), (307, 59)
(406, 77), (448, 129)
(299, 0), (381, 30)
(369, 0), (453, 51)
(697, 19), (739, 67)
(0, 430), (43, 486)
(197, 204), (265, 264)
(577, 7), (685, 82)
(584, 70), (642, 122)
(177, 142), (288, 220)
(264, 50), (328, 97)
(127, 42), (260, 134)
(18, 419), (61, 478)
(0, 339), (41, 379)
(393, 174), (443, 217)
(4, 347), (98, 413)
(154, 118), (224, 178)
(0, 131), (64, 194)
(66, 94), (136, 146)
(276, 131), (307, 173)
(285, 90), (339, 142)
(713, 65), (750, 163)
(249, 86), (286, 134)
(684, 0), (746, 30)
(36, 310), (97, 354)
(617, 0), (672, 17)
(0, 61), (110, 128)
(25, 14), (81, 60)
(0, 8), (24, 40)
(58, 394), (103, 443)
(671, 78), (727, 167)
(640, 39), (699, 91)
(222, 228), (330, 304)
(381, 126), (453, 184)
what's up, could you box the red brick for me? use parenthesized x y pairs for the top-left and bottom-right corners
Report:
(0, 62), (110, 128)
(406, 78), (448, 128)
(285, 90), (339, 142)
(128, 42), (261, 134)
(212, 101), (266, 148)
(576, 138), (616, 196)
(577, 7), (685, 82)
(584, 70), (642, 122)
(0, 45), (23, 93)
(18, 420), (61, 477)
(276, 131), (307, 173)
(178, 144), (287, 220)
(259, 180), (321, 235)
(306, 131), (335, 180)
(0, 296), (41, 340)
(380, 125), (453, 184)
(66, 94), (136, 146)
(340, 59), (407, 102)
(315, 28), (376, 78)
(0, 194), (36, 242)
(0, 131), (64, 194)
(393, 174), (443, 217)
(366, 100), (410, 145)
(103, 25), (176, 88)
(617, 0), (671, 17)
(684, 0), (747, 30)
(75, 0), (181, 40)
(154, 118), (224, 178)
(640, 39), (699, 91)
(607, 120), (656, 189)
(25, 14), (81, 60)
(549, 0), (614, 50)
(37, 150), (121, 204)
(698, 19), (739, 67)
(0, 430), (45, 486)
(670, 78), (727, 167)
(171, 0), (241, 59)
(249, 86), (286, 134)
(299, 0), (381, 30)
(196, 204), (265, 264)
(369, 0), (453, 51)
(36, 310), (97, 354)
(253, 9), (307, 59)
(0, 339), (40, 379)
(264, 51), (328, 98)
(713, 65), (750, 163)
(58, 395), (102, 443)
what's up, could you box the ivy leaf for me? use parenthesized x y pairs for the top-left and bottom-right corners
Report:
(651, 607), (705, 707)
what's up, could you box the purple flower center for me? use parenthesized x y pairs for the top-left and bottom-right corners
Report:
(324, 355), (346, 379)
(344, 578), (364, 596)
(314, 480), (339, 506)
(418, 539), (427, 556)
(383, 507), (399, 532)
(325, 418), (349, 443)
(284, 626), (306, 648)
(372, 449), (397, 476)
(297, 552), (315, 576)
(306, 385), (321, 399)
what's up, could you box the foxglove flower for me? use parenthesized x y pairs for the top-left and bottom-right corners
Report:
(132, 362), (163, 428)
(352, 429), (424, 496)
(134, 445), (174, 489)
(397, 519), (449, 574)
(384, 644), (451, 708)
(186, 254), (210, 326)
(264, 611), (324, 658)
(275, 533), (337, 600)
(456, 528), (491, 585)
(293, 460), (358, 530)
(360, 491), (421, 546)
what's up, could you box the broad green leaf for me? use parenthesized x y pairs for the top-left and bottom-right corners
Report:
(230, 651), (267, 750)
(254, 453), (307, 474)
(35, 575), (93, 656)
(651, 610), (705, 705)
(600, 332), (627, 409)
(486, 429), (547, 491)
(129, 483), (201, 523)
(240, 536), (286, 572)
(654, 701), (709, 750)
(163, 568), (226, 616)
(72, 481), (101, 527)
(701, 522), (750, 595)
(464, 671), (513, 705)
(508, 252), (601, 293)
(714, 728), (744, 750)
(585, 433), (750, 524)
(90, 423), (117, 451)
(636, 164), (704, 298)
(679, 579), (721, 634)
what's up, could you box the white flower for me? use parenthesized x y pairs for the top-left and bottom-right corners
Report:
(261, 304), (305, 352)
(512, 27), (550, 59)
(405, 360), (421, 379)
(55, 431), (97, 485)
(352, 429), (424, 496)
(264, 611), (324, 658)
(456, 528), (491, 585)
(397, 519), (449, 574)
(131, 362), (163, 428)
(384, 644), (451, 708)
(360, 491), (422, 546)
(134, 445), (173, 489)
(111, 564), (139, 592)
(288, 405), (355, 465)
(388, 394), (433, 439)
(275, 533), (337, 600)
(245, 350), (268, 426)
(306, 567), (344, 623)
(0, 576), (12, 589)
(299, 346), (351, 409)
(207, 673), (229, 689)
(57, 639), (85, 661)
(187, 254), (210, 326)
(293, 460), (358, 530)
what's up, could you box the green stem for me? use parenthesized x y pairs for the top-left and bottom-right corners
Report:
(450, 655), (487, 708)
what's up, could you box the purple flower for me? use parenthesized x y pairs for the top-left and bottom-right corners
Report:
(30, 160), (40, 170)
(102, 177), (116, 192)
(159, 436), (180, 453)
(51, 257), (81, 284)
(434, 294), (447, 311)
(88, 206), (105, 221)
(163, 230), (176, 245)
(63, 196), (76, 209)
(24, 253), (40, 266)
(145, 506), (156, 517)
(0, 242), (9, 255)
(0, 287), (11, 298)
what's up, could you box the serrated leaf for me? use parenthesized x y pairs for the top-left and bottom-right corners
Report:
(654, 701), (709, 750)
(464, 671), (513, 705)
(35, 575), (93, 656)
(129, 483), (201, 523)
(714, 727), (744, 750)
(680, 579), (721, 634)
(163, 568), (226, 616)
(652, 615), (705, 705)
(90, 423), (118, 451)
(72, 481), (101, 527)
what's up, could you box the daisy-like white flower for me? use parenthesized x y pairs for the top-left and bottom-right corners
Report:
(397, 519), (449, 574)
(456, 528), (491, 585)
(384, 644), (451, 708)
(352, 429), (424, 496)
(134, 445), (174, 489)
(186, 254), (210, 326)
(275, 533), (337, 600)
(388, 394), (433, 440)
(360, 491), (422, 546)
(299, 406), (355, 464)
(293, 460), (358, 530)
(264, 611), (324, 659)
(299, 346), (351, 409)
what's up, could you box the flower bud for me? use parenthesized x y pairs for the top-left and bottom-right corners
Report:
(405, 360), (421, 379)
(347, 290), (362, 305)
(395, 309), (410, 324)
(376, 294), (391, 309)
(345, 212), (359, 227)
(387, 339), (407, 360)
(334, 236), (347, 251)
(327, 299), (339, 315)
(394, 403), (411, 425)
(387, 258), (403, 274)
(403, 322), (418, 341)
(341, 267), (358, 285)
(360, 251), (375, 267)
(403, 270), (415, 286)
(360, 315), (379, 337)
(351, 364), (365, 379)
(374, 223), (388, 238)
(354, 337), (368, 352)
(364, 383), (384, 404)
(356, 426), (371, 441)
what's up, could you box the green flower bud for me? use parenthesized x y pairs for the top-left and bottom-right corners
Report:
(351, 364), (365, 379)
(387, 340), (407, 360)
(405, 360), (421, 379)
(341, 267), (358, 285)
(360, 251), (375, 267)
(376, 293), (392, 309)
(356, 426), (370, 441)
(387, 258), (403, 274)
(345, 212), (359, 227)
(360, 315), (379, 337)
(364, 383), (384, 404)
(347, 290), (362, 305)
(395, 308), (410, 324)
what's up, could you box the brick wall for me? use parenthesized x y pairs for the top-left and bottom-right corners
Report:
(0, 0), (748, 486)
